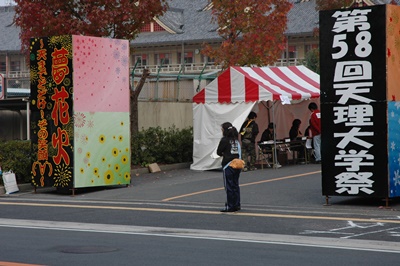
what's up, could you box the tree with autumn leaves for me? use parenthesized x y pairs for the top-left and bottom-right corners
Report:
(14, 0), (294, 133)
(14, 0), (168, 134)
(203, 0), (292, 68)
(14, 0), (167, 54)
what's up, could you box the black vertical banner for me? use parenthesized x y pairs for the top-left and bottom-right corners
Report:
(319, 6), (388, 197)
(30, 36), (74, 188)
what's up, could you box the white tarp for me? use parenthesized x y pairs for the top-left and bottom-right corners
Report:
(191, 102), (255, 170)
(190, 66), (320, 171)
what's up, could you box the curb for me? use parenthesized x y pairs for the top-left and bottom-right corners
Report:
(0, 183), (33, 195)
(131, 162), (192, 175)
(0, 162), (192, 195)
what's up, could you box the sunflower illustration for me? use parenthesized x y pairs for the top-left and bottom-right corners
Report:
(104, 170), (114, 184)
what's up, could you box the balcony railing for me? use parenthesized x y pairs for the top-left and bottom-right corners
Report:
(273, 58), (306, 66)
(0, 58), (305, 79)
(130, 63), (222, 75)
(1, 71), (30, 78)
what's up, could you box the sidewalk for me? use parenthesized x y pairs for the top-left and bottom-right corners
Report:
(0, 162), (192, 196)
(2, 162), (399, 210)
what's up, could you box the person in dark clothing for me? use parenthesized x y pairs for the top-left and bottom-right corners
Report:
(289, 119), (303, 141)
(239, 111), (259, 171)
(260, 122), (275, 142)
(258, 122), (281, 168)
(258, 122), (275, 153)
(217, 122), (242, 212)
(289, 119), (305, 161)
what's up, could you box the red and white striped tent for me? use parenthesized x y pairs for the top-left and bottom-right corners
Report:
(191, 66), (320, 171)
(193, 65), (319, 104)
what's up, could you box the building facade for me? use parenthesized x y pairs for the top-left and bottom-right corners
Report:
(0, 0), (395, 139)
(0, 0), (322, 99)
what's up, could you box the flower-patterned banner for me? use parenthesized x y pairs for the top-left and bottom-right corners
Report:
(387, 5), (400, 197)
(30, 35), (74, 188)
(30, 35), (131, 189)
(388, 102), (400, 197)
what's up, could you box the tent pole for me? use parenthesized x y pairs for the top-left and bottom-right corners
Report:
(268, 101), (273, 124)
(272, 101), (279, 168)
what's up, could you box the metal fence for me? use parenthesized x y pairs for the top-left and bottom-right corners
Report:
(2, 76), (30, 98)
(1, 76), (206, 102)
(0, 57), (305, 101)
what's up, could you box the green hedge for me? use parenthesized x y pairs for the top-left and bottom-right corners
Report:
(305, 48), (320, 74)
(131, 126), (193, 167)
(0, 140), (32, 184)
(0, 126), (193, 184)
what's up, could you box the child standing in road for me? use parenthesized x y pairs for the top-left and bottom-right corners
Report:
(217, 122), (242, 212)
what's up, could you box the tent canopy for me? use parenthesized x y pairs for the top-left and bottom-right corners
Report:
(193, 65), (319, 104)
(191, 65), (320, 171)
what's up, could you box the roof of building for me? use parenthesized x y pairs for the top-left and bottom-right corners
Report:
(131, 0), (220, 47)
(156, 7), (185, 34)
(0, 0), (321, 51)
(286, 0), (318, 36)
(1, 0), (400, 52)
(0, 6), (20, 53)
(131, 0), (321, 47)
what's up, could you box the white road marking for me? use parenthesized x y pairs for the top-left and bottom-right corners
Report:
(1, 218), (400, 253)
(341, 226), (400, 239)
(301, 220), (400, 239)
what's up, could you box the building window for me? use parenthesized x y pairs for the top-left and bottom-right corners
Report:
(305, 44), (319, 54)
(10, 61), (20, 72)
(287, 46), (297, 59)
(155, 53), (170, 65)
(140, 22), (165, 32)
(134, 54), (147, 66)
(282, 46), (297, 59)
(0, 62), (5, 72)
(202, 55), (215, 64)
(177, 52), (194, 65)
(141, 23), (151, 32)
(305, 45), (312, 54)
(153, 23), (165, 32)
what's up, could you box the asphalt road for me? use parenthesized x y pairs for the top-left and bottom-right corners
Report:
(1, 163), (400, 265)
(1, 221), (400, 266)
